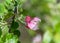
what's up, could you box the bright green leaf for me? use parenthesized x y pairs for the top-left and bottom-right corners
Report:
(0, 3), (7, 16)
(5, 33), (18, 43)
(54, 33), (60, 43)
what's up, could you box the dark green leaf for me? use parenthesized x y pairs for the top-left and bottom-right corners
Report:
(11, 21), (19, 30)
(13, 30), (20, 37)
(17, 41), (21, 43)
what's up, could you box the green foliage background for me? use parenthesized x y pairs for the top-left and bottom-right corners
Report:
(0, 0), (60, 43)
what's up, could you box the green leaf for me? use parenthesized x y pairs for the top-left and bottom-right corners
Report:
(5, 33), (18, 43)
(17, 41), (21, 43)
(0, 27), (2, 37)
(0, 3), (7, 16)
(13, 30), (20, 37)
(55, 22), (60, 33)
(2, 25), (9, 35)
(54, 33), (60, 43)
(11, 21), (19, 30)
(4, 13), (13, 21)
(5, 0), (12, 4)
(1, 35), (6, 43)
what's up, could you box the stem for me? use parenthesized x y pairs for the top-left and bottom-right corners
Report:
(9, 0), (18, 32)
(12, 0), (18, 23)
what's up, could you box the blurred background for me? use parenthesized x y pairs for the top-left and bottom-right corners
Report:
(0, 0), (60, 43)
(19, 0), (60, 43)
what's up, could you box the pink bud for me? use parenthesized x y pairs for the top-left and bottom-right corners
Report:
(25, 16), (31, 23)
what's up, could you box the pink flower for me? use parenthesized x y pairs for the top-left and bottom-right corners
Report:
(25, 16), (41, 30)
